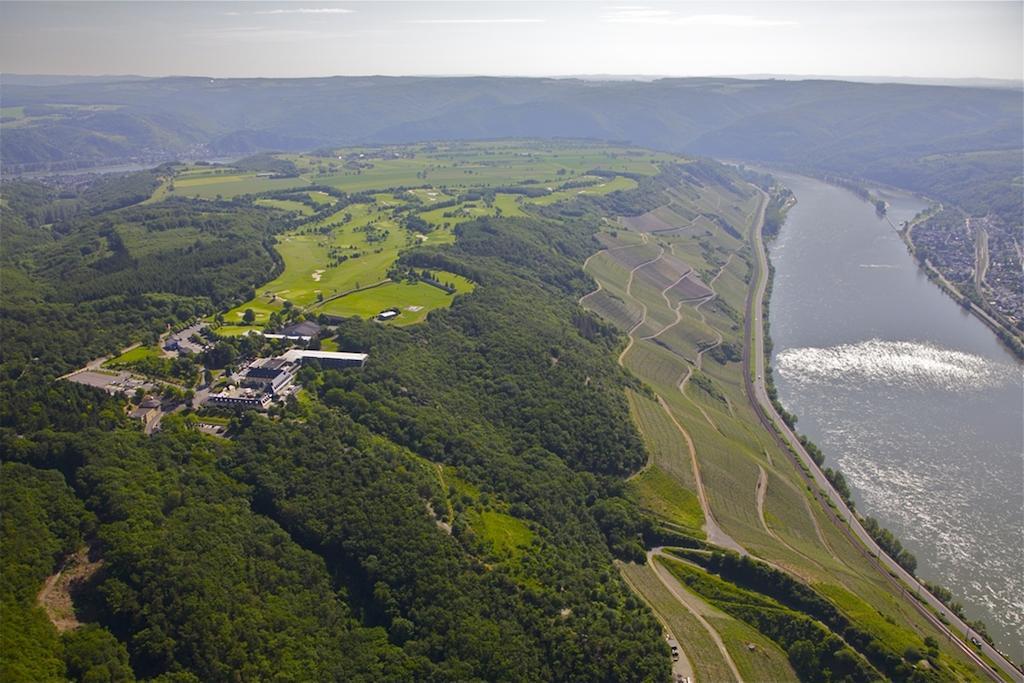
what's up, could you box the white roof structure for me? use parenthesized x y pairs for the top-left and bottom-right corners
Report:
(259, 333), (313, 342)
(279, 349), (368, 364)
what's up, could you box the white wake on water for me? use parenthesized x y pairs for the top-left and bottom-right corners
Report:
(775, 339), (1016, 392)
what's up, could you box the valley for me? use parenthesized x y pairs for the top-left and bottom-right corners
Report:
(0, 139), (1017, 682)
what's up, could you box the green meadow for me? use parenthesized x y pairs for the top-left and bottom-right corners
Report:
(206, 143), (657, 329)
(163, 142), (668, 200)
(319, 275), (474, 325)
(255, 198), (316, 215)
(105, 344), (161, 366)
(173, 172), (309, 199)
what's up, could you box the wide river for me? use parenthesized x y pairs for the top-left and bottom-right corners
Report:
(766, 172), (1023, 660)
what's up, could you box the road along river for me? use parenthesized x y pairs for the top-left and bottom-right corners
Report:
(765, 172), (1023, 664)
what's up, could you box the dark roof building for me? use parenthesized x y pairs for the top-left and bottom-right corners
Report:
(281, 320), (322, 338)
(279, 349), (368, 368)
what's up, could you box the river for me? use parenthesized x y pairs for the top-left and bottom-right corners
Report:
(766, 171), (1024, 661)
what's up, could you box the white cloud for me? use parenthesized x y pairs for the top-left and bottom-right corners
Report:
(601, 8), (797, 27)
(254, 8), (354, 15)
(409, 18), (545, 25)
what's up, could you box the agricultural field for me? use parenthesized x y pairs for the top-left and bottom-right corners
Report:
(531, 174), (638, 205)
(581, 166), (986, 681)
(100, 140), (988, 681)
(203, 142), (654, 331)
(619, 561), (740, 683)
(255, 198), (316, 215)
(162, 142), (669, 200)
(104, 344), (161, 366)
(172, 172), (309, 199)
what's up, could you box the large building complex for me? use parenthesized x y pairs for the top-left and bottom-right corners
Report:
(204, 349), (368, 411)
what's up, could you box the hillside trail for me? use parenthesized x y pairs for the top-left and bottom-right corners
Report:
(578, 232), (652, 306)
(648, 548), (744, 683)
(618, 562), (697, 683)
(676, 253), (736, 430)
(655, 395), (746, 554)
(617, 246), (666, 366)
(584, 225), (745, 554)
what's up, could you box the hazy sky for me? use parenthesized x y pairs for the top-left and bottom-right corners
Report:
(1, 1), (1021, 80)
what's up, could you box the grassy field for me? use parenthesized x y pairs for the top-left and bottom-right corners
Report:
(318, 275), (474, 325)
(633, 466), (705, 538)
(707, 614), (797, 682)
(173, 172), (309, 199)
(255, 198), (316, 215)
(105, 344), (161, 366)
(164, 142), (668, 200)
(209, 141), (659, 330)
(220, 192), (475, 327)
(468, 510), (534, 558)
(531, 175), (639, 206)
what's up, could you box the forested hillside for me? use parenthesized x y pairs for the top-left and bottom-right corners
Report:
(0, 180), (287, 373)
(0, 147), (1001, 681)
(0, 165), (673, 681)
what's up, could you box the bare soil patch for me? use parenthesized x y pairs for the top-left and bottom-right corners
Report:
(37, 546), (103, 632)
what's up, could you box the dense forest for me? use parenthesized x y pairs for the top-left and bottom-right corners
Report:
(0, 155), (1000, 681)
(1, 177), (290, 374)
(0, 170), (674, 680)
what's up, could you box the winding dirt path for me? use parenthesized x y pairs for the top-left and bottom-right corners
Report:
(618, 562), (697, 683)
(655, 396), (745, 554)
(649, 549), (744, 683)
(617, 247), (666, 366)
(582, 223), (747, 555)
(582, 232), (744, 555)
(672, 254), (735, 431)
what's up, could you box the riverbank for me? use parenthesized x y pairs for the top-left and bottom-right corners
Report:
(759, 170), (1023, 672)
(894, 216), (1024, 360)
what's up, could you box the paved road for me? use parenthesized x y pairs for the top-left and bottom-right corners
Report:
(744, 188), (1022, 683)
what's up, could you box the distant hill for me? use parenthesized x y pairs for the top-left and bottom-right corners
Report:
(2, 75), (1020, 217)
(0, 73), (153, 87)
(0, 76), (1017, 164)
